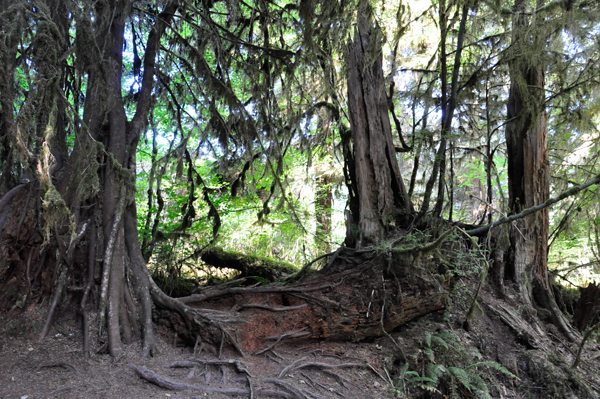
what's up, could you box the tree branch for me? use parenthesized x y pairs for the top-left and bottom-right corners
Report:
(467, 172), (600, 236)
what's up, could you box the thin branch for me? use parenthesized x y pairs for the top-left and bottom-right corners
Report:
(467, 172), (600, 236)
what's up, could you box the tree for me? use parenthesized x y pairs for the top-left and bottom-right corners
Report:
(504, 0), (575, 339)
(2, 0), (600, 364)
(346, 0), (413, 245)
(0, 0), (447, 359)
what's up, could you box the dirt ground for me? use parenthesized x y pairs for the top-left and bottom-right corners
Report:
(0, 307), (399, 399)
(3, 284), (600, 399)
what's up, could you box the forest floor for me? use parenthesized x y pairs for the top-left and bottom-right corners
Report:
(0, 306), (398, 399)
(3, 282), (600, 398)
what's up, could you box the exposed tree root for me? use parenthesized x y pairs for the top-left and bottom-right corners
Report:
(1, 179), (446, 362)
(255, 329), (310, 355)
(165, 359), (252, 376)
(278, 361), (364, 379)
(130, 364), (248, 395)
(132, 364), (305, 398)
(265, 378), (312, 399)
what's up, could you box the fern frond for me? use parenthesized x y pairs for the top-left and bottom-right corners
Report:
(408, 376), (436, 385)
(473, 387), (492, 399)
(449, 366), (471, 391)
(432, 334), (449, 349)
(397, 362), (409, 380)
(425, 331), (432, 347)
(418, 384), (442, 394)
(423, 347), (435, 362)
(469, 361), (517, 379)
(426, 363), (445, 386)
(470, 373), (490, 394)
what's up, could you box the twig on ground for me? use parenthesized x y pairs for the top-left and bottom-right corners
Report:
(266, 352), (283, 364)
(37, 361), (77, 373)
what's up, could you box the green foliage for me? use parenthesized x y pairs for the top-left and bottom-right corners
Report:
(395, 330), (516, 399)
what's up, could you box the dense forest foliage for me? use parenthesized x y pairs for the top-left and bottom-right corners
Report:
(1, 0), (600, 396)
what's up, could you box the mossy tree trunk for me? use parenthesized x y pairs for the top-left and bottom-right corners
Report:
(0, 0), (177, 357)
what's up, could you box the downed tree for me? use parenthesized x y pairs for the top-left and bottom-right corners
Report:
(154, 245), (446, 354)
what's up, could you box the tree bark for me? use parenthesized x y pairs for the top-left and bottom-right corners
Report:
(346, 0), (412, 245)
(315, 173), (333, 253)
(505, 0), (575, 340)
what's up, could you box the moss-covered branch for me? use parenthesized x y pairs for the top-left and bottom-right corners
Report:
(201, 247), (297, 282)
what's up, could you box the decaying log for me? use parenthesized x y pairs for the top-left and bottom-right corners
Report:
(165, 249), (446, 353)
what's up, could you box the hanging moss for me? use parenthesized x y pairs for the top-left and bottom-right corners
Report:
(42, 183), (71, 242)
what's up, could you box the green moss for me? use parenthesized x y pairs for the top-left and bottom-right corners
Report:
(42, 183), (71, 242)
(201, 246), (297, 281)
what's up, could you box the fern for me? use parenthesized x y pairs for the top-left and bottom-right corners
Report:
(423, 347), (435, 361)
(418, 384), (442, 394)
(449, 366), (472, 391)
(469, 361), (517, 379)
(397, 362), (409, 380)
(426, 363), (446, 386)
(432, 334), (449, 349)
(470, 373), (492, 399)
(395, 331), (511, 398)
(425, 331), (432, 347)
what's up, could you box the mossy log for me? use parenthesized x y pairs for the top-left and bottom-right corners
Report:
(201, 247), (297, 282)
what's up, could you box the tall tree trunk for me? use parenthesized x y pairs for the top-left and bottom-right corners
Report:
(505, 0), (575, 340)
(346, 0), (412, 245)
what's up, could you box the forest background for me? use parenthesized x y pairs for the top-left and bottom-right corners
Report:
(2, 0), (600, 397)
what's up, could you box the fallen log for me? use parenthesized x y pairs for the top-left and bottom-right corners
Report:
(161, 248), (446, 353)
